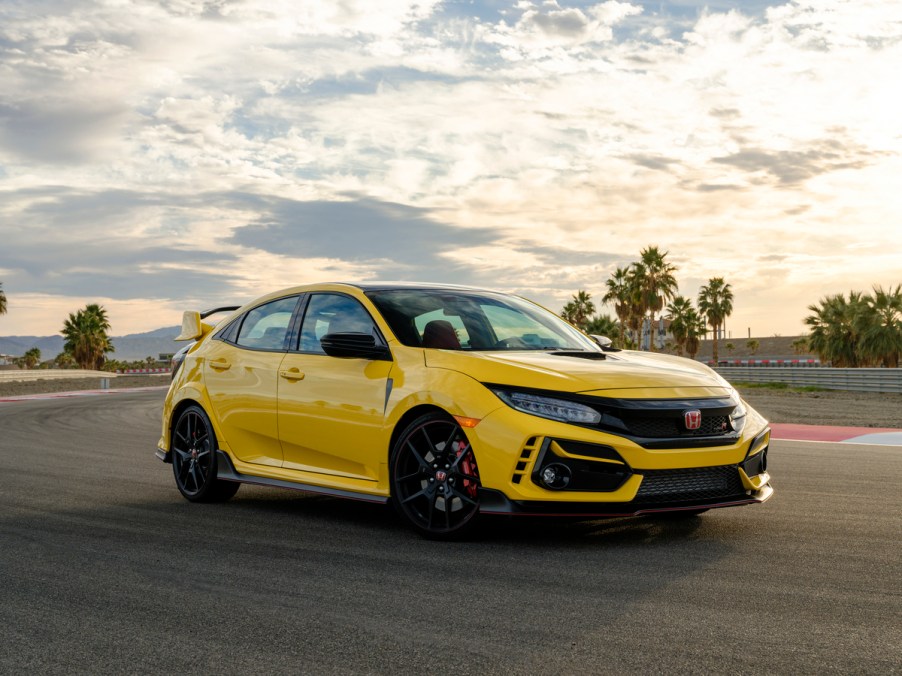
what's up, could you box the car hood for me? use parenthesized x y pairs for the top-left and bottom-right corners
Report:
(424, 349), (732, 399)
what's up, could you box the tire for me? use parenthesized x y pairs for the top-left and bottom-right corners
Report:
(390, 412), (481, 539)
(171, 404), (240, 503)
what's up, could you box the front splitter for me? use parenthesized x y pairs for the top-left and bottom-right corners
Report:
(478, 484), (773, 517)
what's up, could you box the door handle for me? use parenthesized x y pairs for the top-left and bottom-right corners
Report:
(279, 368), (305, 381)
(209, 358), (231, 371)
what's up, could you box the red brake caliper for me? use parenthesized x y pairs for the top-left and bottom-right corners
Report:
(455, 440), (479, 498)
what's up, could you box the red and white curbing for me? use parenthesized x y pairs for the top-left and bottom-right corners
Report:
(0, 385), (168, 403)
(770, 423), (902, 446)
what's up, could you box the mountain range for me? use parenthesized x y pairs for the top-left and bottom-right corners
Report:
(0, 326), (182, 362)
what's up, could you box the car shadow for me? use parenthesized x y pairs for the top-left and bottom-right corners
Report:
(223, 483), (722, 547)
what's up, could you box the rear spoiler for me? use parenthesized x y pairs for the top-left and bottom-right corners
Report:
(176, 305), (241, 341)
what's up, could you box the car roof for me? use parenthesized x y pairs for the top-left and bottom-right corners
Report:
(351, 281), (496, 293)
(261, 281), (500, 295)
(236, 282), (519, 312)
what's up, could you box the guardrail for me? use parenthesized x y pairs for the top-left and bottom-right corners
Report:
(714, 366), (902, 393)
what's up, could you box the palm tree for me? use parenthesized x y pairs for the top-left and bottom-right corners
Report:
(624, 263), (647, 348)
(638, 246), (678, 351)
(665, 296), (694, 357)
(602, 266), (632, 347)
(683, 308), (707, 359)
(560, 290), (596, 331)
(858, 285), (902, 368)
(0, 281), (7, 316)
(61, 303), (115, 369)
(805, 295), (835, 364)
(54, 352), (76, 369)
(791, 337), (809, 355)
(23, 347), (41, 369)
(697, 277), (734, 364)
(805, 292), (867, 367)
(585, 314), (619, 340)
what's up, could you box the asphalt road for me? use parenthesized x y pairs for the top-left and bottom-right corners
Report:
(1, 391), (899, 675)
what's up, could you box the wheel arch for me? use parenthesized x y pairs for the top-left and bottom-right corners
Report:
(387, 404), (454, 467)
(162, 396), (212, 462)
(384, 366), (502, 468)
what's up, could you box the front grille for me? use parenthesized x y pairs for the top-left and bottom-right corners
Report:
(625, 414), (731, 438)
(634, 465), (745, 504)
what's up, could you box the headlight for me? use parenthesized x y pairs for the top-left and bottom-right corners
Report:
(492, 389), (601, 425)
(730, 391), (747, 433)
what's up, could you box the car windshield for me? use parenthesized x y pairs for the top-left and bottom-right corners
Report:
(366, 289), (600, 352)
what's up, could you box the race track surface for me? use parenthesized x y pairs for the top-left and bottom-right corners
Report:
(1, 391), (899, 674)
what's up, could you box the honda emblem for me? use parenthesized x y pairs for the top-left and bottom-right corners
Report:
(684, 409), (702, 430)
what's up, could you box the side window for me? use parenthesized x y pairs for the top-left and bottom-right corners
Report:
(235, 296), (299, 351)
(215, 316), (241, 343)
(299, 294), (378, 354)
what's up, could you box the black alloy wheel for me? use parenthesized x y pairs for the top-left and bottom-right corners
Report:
(391, 413), (482, 539)
(171, 404), (240, 502)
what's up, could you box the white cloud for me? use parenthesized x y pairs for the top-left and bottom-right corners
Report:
(1, 0), (901, 337)
(485, 1), (643, 56)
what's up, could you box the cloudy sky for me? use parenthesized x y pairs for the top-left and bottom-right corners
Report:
(1, 0), (900, 339)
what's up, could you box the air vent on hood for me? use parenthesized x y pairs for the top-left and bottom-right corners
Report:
(549, 351), (606, 360)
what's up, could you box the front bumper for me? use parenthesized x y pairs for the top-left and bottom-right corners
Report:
(478, 482), (773, 517)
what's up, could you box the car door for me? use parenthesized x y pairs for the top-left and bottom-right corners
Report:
(204, 295), (300, 468)
(277, 292), (393, 482)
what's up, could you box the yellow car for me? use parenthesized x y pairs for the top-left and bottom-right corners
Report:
(157, 283), (772, 538)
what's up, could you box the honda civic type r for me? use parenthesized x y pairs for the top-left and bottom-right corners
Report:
(157, 283), (772, 538)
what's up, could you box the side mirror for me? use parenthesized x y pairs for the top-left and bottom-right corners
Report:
(590, 334), (621, 352)
(320, 333), (391, 360)
(590, 334), (612, 348)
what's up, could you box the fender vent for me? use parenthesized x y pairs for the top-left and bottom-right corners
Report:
(511, 437), (540, 484)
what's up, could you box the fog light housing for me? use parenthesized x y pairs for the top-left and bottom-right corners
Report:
(540, 463), (572, 490)
(741, 447), (768, 477)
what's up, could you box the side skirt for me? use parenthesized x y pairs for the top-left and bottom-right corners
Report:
(214, 451), (389, 505)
